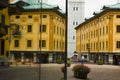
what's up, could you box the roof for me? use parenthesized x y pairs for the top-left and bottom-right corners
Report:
(23, 2), (58, 10)
(103, 3), (120, 9)
(9, 0), (65, 15)
(75, 3), (120, 30)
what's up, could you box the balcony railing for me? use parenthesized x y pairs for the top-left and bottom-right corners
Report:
(12, 30), (21, 37)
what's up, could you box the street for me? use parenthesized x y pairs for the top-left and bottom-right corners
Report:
(0, 63), (120, 80)
(0, 64), (63, 80)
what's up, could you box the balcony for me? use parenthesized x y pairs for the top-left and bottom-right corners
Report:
(0, 23), (8, 37)
(12, 30), (21, 37)
(0, 0), (8, 10)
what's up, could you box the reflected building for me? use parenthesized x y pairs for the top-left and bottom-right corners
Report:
(75, 2), (120, 65)
(0, 0), (10, 66)
(9, 0), (66, 63)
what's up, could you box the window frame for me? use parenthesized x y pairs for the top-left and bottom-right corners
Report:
(116, 25), (120, 33)
(27, 25), (32, 32)
(27, 40), (32, 47)
(14, 40), (19, 47)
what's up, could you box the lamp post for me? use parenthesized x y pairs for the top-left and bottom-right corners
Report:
(64, 0), (68, 80)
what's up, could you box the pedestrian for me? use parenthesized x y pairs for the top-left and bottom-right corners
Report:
(81, 56), (84, 64)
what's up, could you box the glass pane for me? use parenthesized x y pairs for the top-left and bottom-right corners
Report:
(2, 0), (66, 80)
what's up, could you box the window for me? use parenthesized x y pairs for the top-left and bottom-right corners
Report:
(94, 43), (95, 50)
(103, 27), (104, 35)
(103, 42), (104, 50)
(1, 14), (5, 24)
(106, 26), (108, 34)
(63, 29), (64, 36)
(43, 15), (47, 18)
(73, 21), (75, 25)
(57, 27), (59, 34)
(73, 7), (78, 11)
(100, 28), (101, 36)
(96, 30), (98, 36)
(57, 41), (58, 49)
(28, 15), (32, 18)
(43, 25), (46, 32)
(116, 41), (120, 48)
(116, 15), (120, 18)
(94, 30), (95, 38)
(54, 26), (56, 33)
(106, 41), (108, 49)
(54, 40), (55, 49)
(73, 36), (75, 40)
(76, 22), (78, 25)
(60, 28), (61, 36)
(96, 43), (98, 50)
(16, 16), (20, 19)
(91, 31), (93, 38)
(116, 25), (120, 32)
(14, 40), (19, 47)
(76, 7), (78, 11)
(27, 40), (32, 47)
(73, 7), (75, 11)
(100, 42), (101, 50)
(40, 25), (46, 32)
(39, 40), (46, 47)
(73, 21), (78, 25)
(91, 43), (92, 50)
(28, 25), (32, 32)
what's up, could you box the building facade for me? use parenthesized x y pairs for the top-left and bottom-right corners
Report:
(0, 0), (10, 66)
(76, 3), (120, 65)
(9, 1), (66, 63)
(68, 0), (85, 58)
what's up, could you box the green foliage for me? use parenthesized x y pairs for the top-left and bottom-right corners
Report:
(67, 58), (71, 67)
(56, 59), (63, 64)
(97, 60), (103, 65)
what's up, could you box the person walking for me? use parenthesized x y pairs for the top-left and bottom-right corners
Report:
(81, 56), (84, 64)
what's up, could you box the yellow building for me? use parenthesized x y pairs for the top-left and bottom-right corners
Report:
(9, 1), (66, 63)
(75, 3), (120, 65)
(0, 0), (10, 66)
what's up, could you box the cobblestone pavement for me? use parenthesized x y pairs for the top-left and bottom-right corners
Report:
(0, 63), (120, 80)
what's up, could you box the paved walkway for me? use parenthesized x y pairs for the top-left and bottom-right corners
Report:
(33, 63), (120, 80)
(0, 63), (120, 80)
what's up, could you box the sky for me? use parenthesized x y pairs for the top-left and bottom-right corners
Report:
(85, 0), (117, 17)
(47, 0), (117, 17)
(12, 0), (117, 17)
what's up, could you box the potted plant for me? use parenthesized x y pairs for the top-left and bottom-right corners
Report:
(67, 58), (71, 67)
(97, 60), (103, 65)
(56, 59), (63, 64)
(72, 64), (90, 79)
